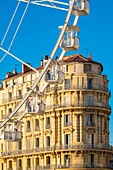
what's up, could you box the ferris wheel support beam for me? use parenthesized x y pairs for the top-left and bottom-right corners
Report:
(31, 2), (68, 11)
(18, 0), (68, 11)
(31, 0), (69, 6)
(0, 47), (39, 73)
(0, 0), (75, 129)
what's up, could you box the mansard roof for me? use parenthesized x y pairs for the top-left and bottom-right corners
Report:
(63, 54), (103, 72)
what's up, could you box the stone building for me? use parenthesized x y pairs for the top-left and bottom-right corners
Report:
(0, 54), (112, 170)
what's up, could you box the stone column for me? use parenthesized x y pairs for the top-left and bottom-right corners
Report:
(3, 160), (7, 170)
(80, 114), (83, 142)
(22, 157), (27, 170)
(31, 156), (34, 170)
(52, 113), (55, 145)
(13, 158), (17, 170)
(57, 113), (61, 145)
(75, 114), (78, 142)
(80, 91), (83, 105)
(40, 117), (44, 148)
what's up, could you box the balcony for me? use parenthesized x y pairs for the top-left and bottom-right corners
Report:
(26, 167), (31, 170)
(64, 122), (72, 127)
(45, 124), (51, 129)
(2, 95), (23, 104)
(35, 127), (40, 131)
(45, 103), (111, 111)
(86, 121), (95, 132)
(26, 128), (31, 132)
(34, 164), (113, 169)
(1, 144), (113, 157)
(46, 84), (110, 93)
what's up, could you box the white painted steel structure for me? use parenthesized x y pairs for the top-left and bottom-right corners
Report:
(0, 0), (90, 141)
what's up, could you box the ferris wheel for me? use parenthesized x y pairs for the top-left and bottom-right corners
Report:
(0, 0), (90, 141)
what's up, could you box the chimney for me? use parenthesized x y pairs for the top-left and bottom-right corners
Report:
(40, 59), (43, 66)
(55, 56), (59, 60)
(88, 53), (92, 60)
(44, 55), (48, 60)
(43, 55), (49, 66)
(22, 63), (32, 74)
(6, 72), (14, 78)
(13, 68), (17, 74)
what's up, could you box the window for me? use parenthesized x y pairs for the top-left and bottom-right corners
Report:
(9, 160), (12, 168)
(17, 90), (22, 99)
(18, 140), (22, 150)
(64, 114), (71, 126)
(9, 108), (12, 115)
(77, 115), (80, 142)
(46, 117), (50, 129)
(90, 154), (94, 167)
(64, 96), (70, 107)
(65, 79), (70, 89)
(88, 96), (93, 106)
(8, 92), (12, 101)
(18, 159), (22, 168)
(64, 155), (70, 167)
(27, 158), (31, 168)
(46, 136), (50, 147)
(88, 114), (94, 124)
(13, 79), (17, 85)
(84, 64), (91, 72)
(1, 110), (3, 119)
(23, 76), (26, 83)
(88, 78), (93, 89)
(66, 65), (68, 72)
(1, 163), (3, 170)
(65, 134), (71, 146)
(36, 138), (39, 148)
(27, 87), (30, 92)
(35, 119), (39, 131)
(74, 63), (76, 72)
(1, 143), (3, 151)
(46, 156), (50, 165)
(82, 77), (84, 88)
(26, 139), (30, 149)
(36, 158), (39, 166)
(77, 77), (79, 88)
(26, 121), (30, 132)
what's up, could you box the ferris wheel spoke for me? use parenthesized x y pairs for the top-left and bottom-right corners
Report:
(0, 47), (38, 73)
(1, 1), (21, 46)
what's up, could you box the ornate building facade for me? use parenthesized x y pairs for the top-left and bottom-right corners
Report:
(0, 54), (112, 170)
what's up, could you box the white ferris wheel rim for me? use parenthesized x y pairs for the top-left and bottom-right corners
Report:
(0, 0), (78, 128)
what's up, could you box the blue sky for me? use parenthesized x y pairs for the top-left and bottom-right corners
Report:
(0, 0), (113, 143)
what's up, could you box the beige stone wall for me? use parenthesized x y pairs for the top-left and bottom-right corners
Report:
(0, 59), (112, 169)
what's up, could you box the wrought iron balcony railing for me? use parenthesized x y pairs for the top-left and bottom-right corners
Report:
(1, 144), (113, 157)
(34, 164), (113, 169)
(2, 95), (23, 104)
(45, 103), (111, 111)
(46, 84), (110, 93)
